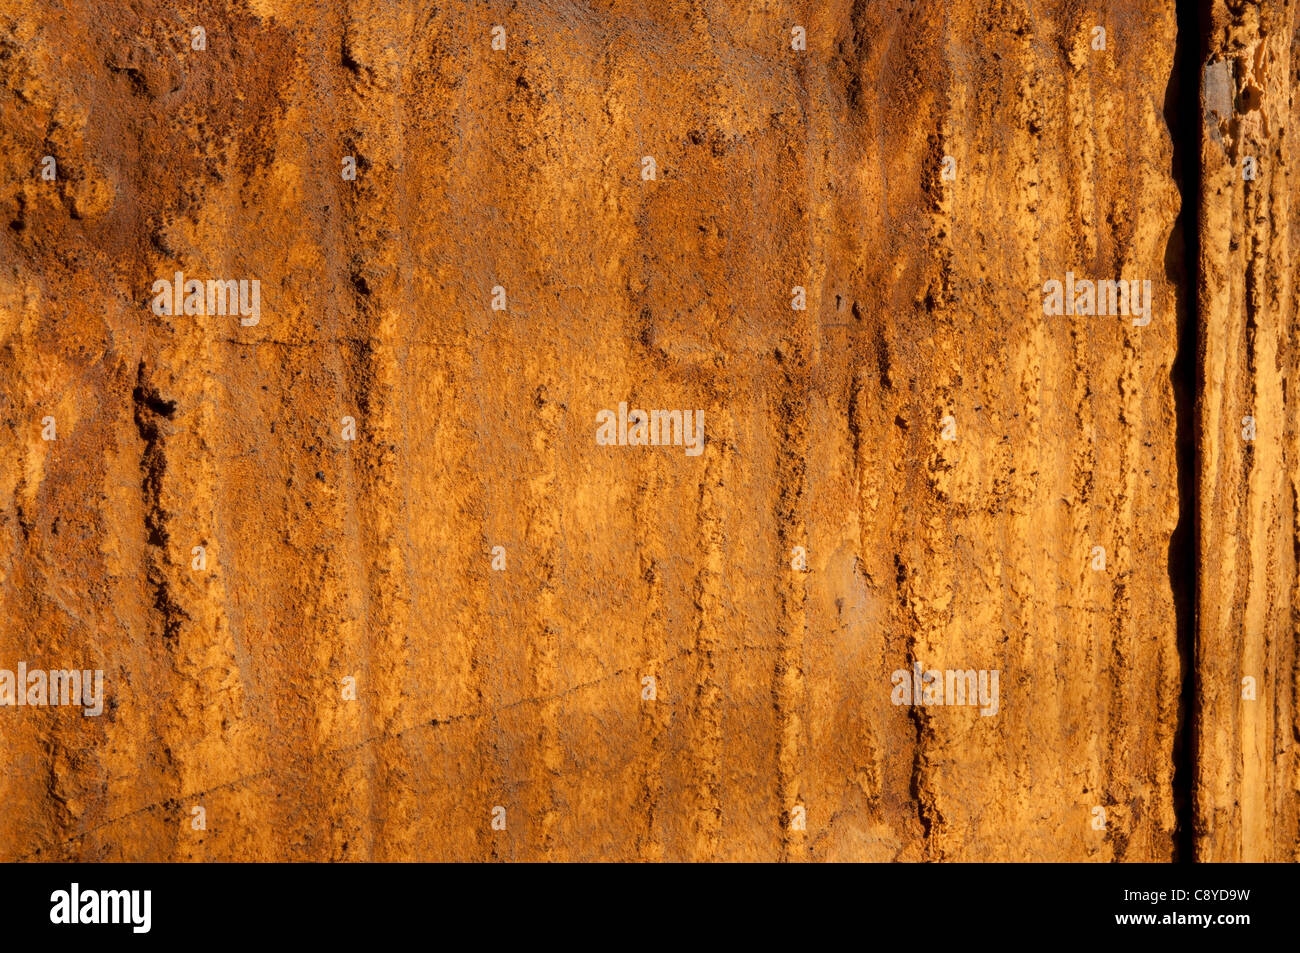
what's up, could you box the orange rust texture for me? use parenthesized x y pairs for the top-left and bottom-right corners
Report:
(0, 0), (1283, 863)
